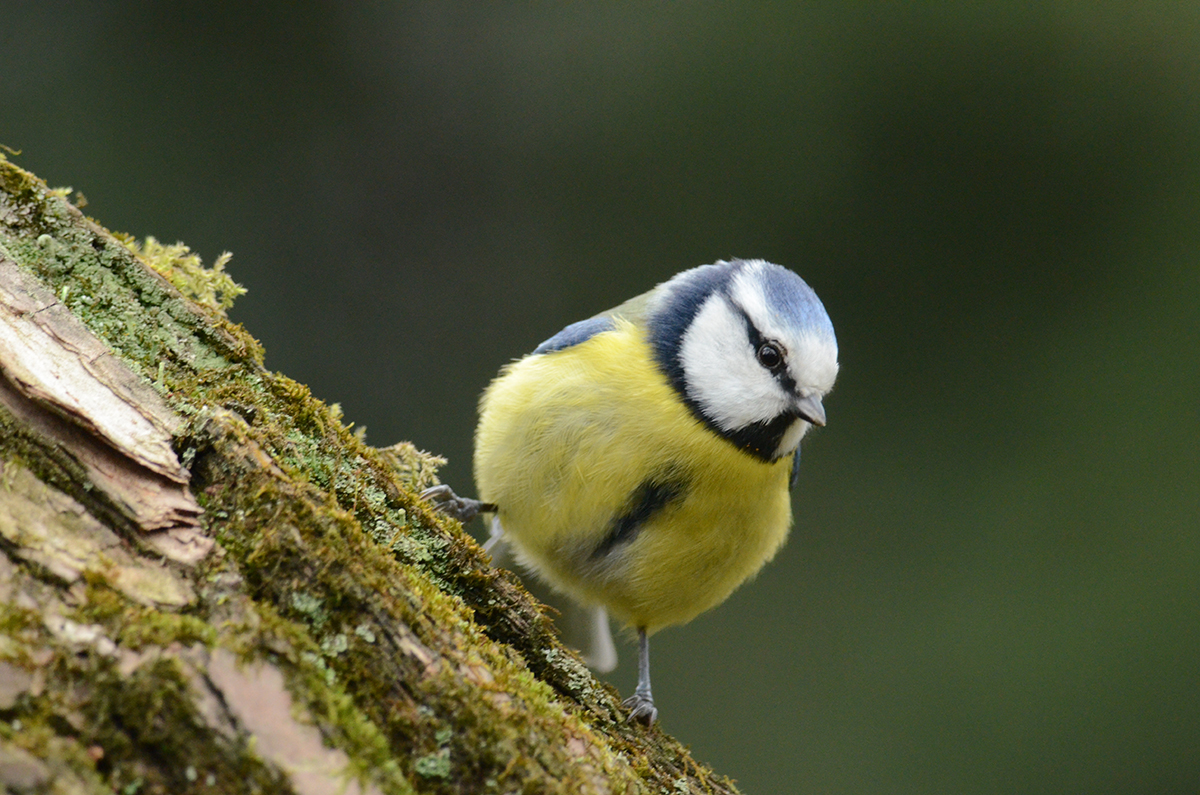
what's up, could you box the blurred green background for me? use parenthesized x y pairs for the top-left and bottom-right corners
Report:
(4, 3), (1198, 792)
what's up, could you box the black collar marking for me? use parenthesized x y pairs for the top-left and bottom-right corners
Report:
(648, 271), (798, 463)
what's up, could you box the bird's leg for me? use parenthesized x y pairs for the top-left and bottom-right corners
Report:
(622, 627), (658, 725)
(419, 484), (497, 524)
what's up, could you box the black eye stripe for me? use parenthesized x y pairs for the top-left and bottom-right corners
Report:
(735, 307), (798, 392)
(648, 267), (806, 462)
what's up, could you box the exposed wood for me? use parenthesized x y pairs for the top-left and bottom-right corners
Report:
(0, 157), (742, 795)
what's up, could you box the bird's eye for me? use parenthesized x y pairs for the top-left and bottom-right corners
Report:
(756, 341), (785, 372)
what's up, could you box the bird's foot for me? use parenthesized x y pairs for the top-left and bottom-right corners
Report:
(419, 485), (496, 523)
(622, 691), (658, 726)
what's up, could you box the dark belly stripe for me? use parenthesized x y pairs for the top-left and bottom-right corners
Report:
(591, 474), (689, 559)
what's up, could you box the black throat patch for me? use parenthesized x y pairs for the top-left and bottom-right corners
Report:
(649, 277), (797, 463)
(723, 411), (799, 462)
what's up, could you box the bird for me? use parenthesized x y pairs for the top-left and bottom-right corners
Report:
(422, 258), (838, 724)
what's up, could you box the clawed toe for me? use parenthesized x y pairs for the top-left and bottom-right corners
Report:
(419, 484), (453, 504)
(622, 693), (658, 726)
(419, 485), (496, 523)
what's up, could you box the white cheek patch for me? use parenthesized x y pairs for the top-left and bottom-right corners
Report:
(678, 295), (792, 432)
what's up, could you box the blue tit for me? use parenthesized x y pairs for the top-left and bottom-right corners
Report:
(423, 258), (838, 724)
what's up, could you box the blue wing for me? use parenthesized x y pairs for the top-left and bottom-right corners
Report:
(789, 446), (802, 490)
(532, 316), (616, 355)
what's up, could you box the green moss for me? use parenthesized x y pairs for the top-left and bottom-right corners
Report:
(230, 602), (416, 795)
(0, 156), (45, 227)
(0, 413), (138, 547)
(0, 604), (277, 794)
(81, 654), (288, 794)
(0, 156), (737, 795)
(120, 236), (245, 313)
(0, 602), (43, 668)
(187, 426), (560, 790)
(0, 159), (263, 385)
(117, 608), (217, 652)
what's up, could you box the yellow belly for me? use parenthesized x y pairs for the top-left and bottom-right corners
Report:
(474, 320), (793, 632)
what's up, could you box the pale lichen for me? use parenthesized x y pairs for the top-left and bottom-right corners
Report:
(0, 155), (742, 795)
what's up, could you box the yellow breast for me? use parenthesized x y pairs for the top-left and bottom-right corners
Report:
(474, 319), (793, 632)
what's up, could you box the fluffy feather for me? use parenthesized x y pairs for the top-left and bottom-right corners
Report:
(463, 258), (838, 722)
(475, 317), (794, 631)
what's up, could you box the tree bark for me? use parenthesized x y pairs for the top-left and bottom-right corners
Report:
(0, 157), (743, 795)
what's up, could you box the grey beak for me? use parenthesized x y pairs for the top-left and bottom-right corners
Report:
(795, 394), (826, 427)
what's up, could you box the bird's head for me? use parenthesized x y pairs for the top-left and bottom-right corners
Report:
(647, 259), (839, 461)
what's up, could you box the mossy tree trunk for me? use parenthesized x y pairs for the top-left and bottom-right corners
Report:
(0, 158), (742, 795)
